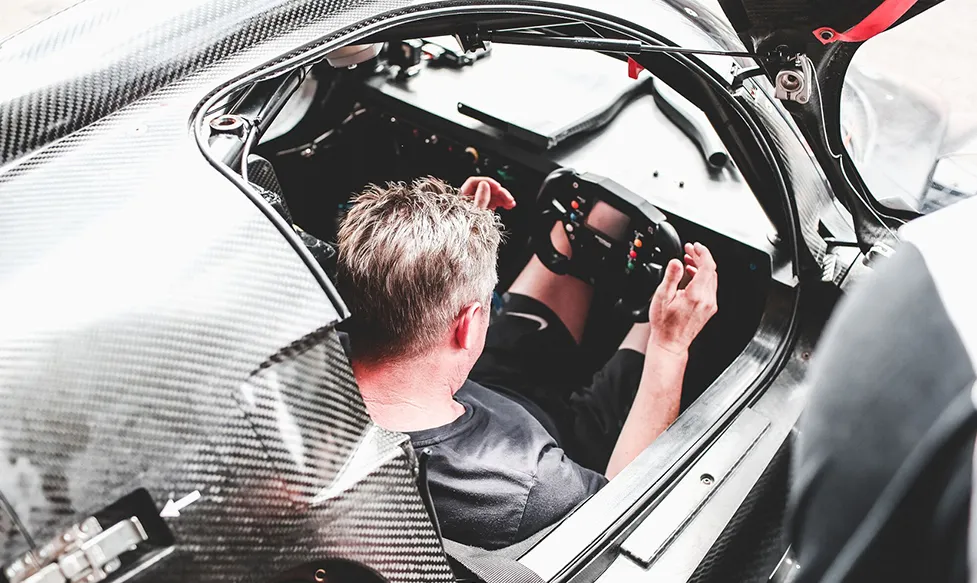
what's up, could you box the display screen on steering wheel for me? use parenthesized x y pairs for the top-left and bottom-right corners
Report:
(533, 168), (683, 322)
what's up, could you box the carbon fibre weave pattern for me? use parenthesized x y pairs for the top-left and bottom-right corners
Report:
(744, 80), (834, 264)
(0, 0), (470, 579)
(0, 328), (454, 582)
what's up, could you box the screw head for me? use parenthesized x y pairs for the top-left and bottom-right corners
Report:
(700, 473), (715, 486)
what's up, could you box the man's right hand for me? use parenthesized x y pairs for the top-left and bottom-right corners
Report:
(605, 242), (717, 479)
(461, 176), (516, 211)
(648, 242), (718, 356)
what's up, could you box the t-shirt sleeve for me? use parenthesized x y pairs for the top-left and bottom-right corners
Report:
(516, 443), (608, 541)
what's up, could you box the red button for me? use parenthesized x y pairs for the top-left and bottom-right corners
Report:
(629, 250), (638, 259)
(571, 200), (580, 210)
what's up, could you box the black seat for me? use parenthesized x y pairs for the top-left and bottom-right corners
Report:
(247, 154), (337, 276)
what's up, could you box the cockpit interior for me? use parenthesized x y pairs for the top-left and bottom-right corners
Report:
(217, 36), (777, 411)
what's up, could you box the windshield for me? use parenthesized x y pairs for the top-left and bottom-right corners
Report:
(842, 0), (977, 214)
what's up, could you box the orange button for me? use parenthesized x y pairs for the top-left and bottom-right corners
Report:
(634, 239), (643, 248)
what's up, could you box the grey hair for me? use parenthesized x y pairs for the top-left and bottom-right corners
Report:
(337, 177), (504, 362)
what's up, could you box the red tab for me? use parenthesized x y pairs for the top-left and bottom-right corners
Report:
(814, 0), (920, 44)
(627, 57), (645, 80)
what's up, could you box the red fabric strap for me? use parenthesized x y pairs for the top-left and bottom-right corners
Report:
(814, 0), (920, 44)
(627, 56), (645, 79)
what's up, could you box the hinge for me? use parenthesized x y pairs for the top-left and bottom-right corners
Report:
(5, 517), (148, 583)
(773, 54), (814, 105)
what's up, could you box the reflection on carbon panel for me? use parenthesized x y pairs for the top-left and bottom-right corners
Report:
(0, 0), (472, 578)
(0, 329), (453, 582)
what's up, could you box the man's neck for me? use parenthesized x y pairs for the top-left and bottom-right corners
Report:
(352, 350), (467, 432)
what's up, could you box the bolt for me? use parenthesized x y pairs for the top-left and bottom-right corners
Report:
(301, 147), (315, 158)
(314, 568), (327, 582)
(781, 72), (802, 92)
(700, 473), (714, 486)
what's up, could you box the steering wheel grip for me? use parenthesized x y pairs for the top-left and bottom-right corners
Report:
(623, 220), (683, 322)
(532, 168), (579, 276)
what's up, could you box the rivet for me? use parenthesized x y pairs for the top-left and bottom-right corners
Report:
(700, 473), (714, 486)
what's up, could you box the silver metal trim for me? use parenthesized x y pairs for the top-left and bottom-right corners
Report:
(619, 408), (770, 566)
(521, 279), (797, 581)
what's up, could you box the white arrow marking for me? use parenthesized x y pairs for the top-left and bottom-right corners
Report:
(160, 490), (201, 518)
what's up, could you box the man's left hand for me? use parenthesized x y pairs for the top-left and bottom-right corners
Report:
(462, 176), (516, 211)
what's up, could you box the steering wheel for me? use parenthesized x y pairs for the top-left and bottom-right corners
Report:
(533, 168), (683, 322)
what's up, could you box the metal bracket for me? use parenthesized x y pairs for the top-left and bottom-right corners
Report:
(6, 517), (148, 583)
(774, 54), (814, 105)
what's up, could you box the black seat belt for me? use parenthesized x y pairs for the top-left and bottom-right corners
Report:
(441, 528), (550, 583)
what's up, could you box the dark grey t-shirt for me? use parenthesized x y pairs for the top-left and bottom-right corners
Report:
(408, 380), (607, 550)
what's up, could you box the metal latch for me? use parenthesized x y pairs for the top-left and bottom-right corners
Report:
(5, 516), (148, 583)
(774, 54), (814, 104)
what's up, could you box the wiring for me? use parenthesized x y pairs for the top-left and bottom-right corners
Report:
(812, 71), (904, 242)
(273, 107), (367, 157)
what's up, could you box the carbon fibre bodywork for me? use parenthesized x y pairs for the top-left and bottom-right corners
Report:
(0, 0), (849, 581)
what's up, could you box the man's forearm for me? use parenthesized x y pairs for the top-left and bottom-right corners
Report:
(605, 345), (688, 479)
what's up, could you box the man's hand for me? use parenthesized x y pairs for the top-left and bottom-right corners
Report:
(461, 176), (516, 211)
(605, 242), (717, 479)
(648, 242), (718, 355)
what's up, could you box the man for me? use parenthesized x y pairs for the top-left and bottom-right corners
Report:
(337, 175), (717, 550)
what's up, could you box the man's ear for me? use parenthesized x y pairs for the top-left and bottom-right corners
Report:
(454, 302), (484, 351)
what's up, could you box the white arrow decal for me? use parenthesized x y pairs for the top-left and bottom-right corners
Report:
(160, 490), (201, 518)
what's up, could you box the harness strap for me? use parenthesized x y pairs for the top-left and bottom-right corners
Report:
(814, 0), (920, 44)
(441, 527), (552, 583)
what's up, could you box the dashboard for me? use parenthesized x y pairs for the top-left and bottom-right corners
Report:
(258, 40), (777, 406)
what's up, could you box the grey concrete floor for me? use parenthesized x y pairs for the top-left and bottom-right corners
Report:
(2, 0), (974, 120)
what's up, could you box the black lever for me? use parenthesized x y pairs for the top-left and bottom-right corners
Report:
(652, 79), (730, 171)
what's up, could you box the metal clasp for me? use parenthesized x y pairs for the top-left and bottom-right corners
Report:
(6, 516), (148, 583)
(774, 54), (814, 105)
